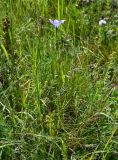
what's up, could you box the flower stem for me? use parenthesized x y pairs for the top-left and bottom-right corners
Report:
(56, 27), (58, 49)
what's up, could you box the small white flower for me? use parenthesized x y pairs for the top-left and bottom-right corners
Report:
(49, 19), (65, 28)
(99, 19), (107, 26)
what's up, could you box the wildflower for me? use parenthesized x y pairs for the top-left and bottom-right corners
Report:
(99, 19), (106, 26)
(49, 19), (65, 28)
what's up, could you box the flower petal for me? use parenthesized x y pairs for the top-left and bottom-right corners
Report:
(49, 19), (65, 28)
(49, 19), (54, 25)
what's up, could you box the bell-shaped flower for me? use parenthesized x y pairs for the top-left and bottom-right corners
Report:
(49, 19), (65, 28)
(99, 19), (106, 26)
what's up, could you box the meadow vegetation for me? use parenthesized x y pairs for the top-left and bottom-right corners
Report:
(0, 0), (118, 159)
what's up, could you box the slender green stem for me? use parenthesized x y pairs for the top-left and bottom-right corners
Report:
(56, 27), (58, 49)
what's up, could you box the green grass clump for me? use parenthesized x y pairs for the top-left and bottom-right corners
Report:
(0, 0), (118, 159)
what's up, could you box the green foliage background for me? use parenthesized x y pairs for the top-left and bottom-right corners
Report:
(0, 0), (118, 159)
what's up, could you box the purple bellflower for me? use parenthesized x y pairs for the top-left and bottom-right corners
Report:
(49, 19), (65, 28)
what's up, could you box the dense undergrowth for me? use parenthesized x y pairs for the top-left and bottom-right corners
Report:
(0, 0), (118, 159)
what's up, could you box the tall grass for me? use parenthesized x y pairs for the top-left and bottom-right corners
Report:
(0, 0), (118, 159)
